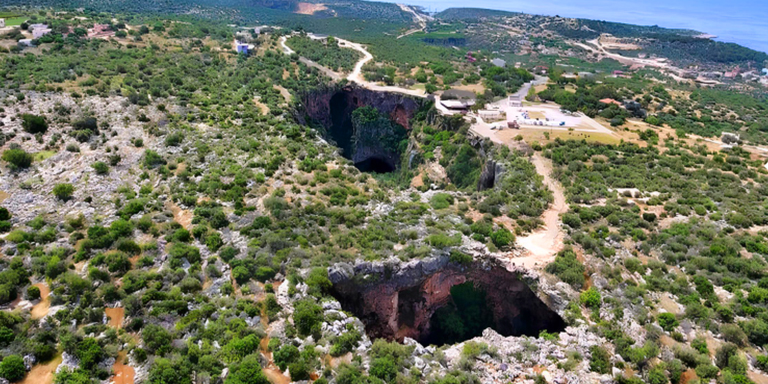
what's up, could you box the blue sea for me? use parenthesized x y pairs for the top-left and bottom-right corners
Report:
(378, 0), (768, 54)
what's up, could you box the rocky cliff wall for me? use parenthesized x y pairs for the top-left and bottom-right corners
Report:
(300, 85), (422, 170)
(329, 256), (567, 343)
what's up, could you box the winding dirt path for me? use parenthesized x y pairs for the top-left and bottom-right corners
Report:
(396, 3), (427, 39)
(30, 282), (51, 320)
(512, 154), (568, 268)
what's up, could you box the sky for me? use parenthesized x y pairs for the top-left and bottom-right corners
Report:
(373, 0), (768, 53)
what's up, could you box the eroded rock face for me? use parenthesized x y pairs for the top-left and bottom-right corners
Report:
(300, 85), (421, 171)
(329, 256), (565, 343)
(478, 160), (505, 191)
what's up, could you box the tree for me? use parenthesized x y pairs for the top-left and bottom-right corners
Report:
(657, 313), (679, 332)
(306, 267), (332, 297)
(490, 228), (514, 248)
(370, 356), (397, 382)
(75, 337), (103, 371)
(26, 285), (41, 300)
(580, 287), (601, 309)
(224, 354), (269, 384)
(589, 346), (611, 374)
(148, 358), (192, 384)
(293, 300), (323, 337)
(142, 324), (172, 354)
(0, 355), (26, 382)
(273, 344), (299, 371)
(21, 114), (48, 134)
(545, 248), (586, 289)
(53, 183), (75, 201)
(2, 149), (34, 169)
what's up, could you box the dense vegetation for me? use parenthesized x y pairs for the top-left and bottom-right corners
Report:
(285, 35), (362, 73)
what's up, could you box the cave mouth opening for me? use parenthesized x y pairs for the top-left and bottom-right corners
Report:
(332, 268), (567, 347)
(354, 157), (395, 173)
(329, 92), (354, 159)
(422, 282), (496, 346)
(326, 91), (397, 174)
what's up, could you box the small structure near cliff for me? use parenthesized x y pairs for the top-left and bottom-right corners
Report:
(329, 256), (565, 345)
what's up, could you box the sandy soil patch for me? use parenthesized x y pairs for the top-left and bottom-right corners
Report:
(295, 2), (328, 15)
(112, 350), (135, 384)
(749, 371), (768, 384)
(254, 98), (270, 115)
(410, 173), (424, 188)
(450, 83), (486, 94)
(0, 190), (10, 203)
(105, 307), (125, 329)
(497, 128), (620, 145)
(20, 353), (62, 384)
(166, 200), (193, 230)
(658, 293), (682, 314)
(30, 282), (51, 320)
(680, 369), (698, 384)
(512, 154), (567, 268)
(273, 85), (292, 104)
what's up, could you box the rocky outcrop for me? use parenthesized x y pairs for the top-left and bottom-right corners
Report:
(477, 160), (505, 191)
(329, 256), (565, 343)
(301, 85), (421, 130)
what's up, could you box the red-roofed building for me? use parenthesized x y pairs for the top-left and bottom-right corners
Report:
(599, 98), (622, 106)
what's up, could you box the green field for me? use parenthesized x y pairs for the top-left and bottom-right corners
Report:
(0, 13), (27, 27)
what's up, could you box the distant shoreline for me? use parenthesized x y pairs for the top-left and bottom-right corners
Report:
(372, 0), (768, 54)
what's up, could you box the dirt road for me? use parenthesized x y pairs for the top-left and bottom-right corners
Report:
(396, 4), (428, 39)
(512, 154), (568, 268)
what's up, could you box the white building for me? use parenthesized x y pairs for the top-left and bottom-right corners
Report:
(33, 28), (52, 39)
(478, 110), (502, 119)
(28, 23), (48, 31)
(0, 19), (5, 28)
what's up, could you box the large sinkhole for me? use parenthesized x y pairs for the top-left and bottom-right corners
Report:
(321, 89), (413, 173)
(331, 264), (566, 346)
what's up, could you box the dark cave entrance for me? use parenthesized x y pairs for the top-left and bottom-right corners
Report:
(422, 282), (496, 346)
(332, 267), (567, 347)
(326, 91), (397, 174)
(354, 157), (395, 173)
(329, 92), (354, 159)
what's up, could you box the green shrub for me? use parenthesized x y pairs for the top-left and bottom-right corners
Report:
(657, 312), (679, 332)
(143, 149), (165, 168)
(273, 344), (299, 371)
(53, 183), (75, 200)
(330, 325), (362, 356)
(490, 228), (514, 248)
(2, 149), (33, 169)
(370, 356), (398, 382)
(580, 287), (601, 309)
(430, 193), (454, 209)
(449, 249), (473, 265)
(26, 285), (41, 300)
(91, 161), (109, 175)
(545, 248), (586, 289)
(293, 299), (323, 337)
(306, 267), (332, 297)
(0, 354), (26, 382)
(21, 114), (48, 134)
(0, 207), (10, 221)
(589, 345), (611, 374)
